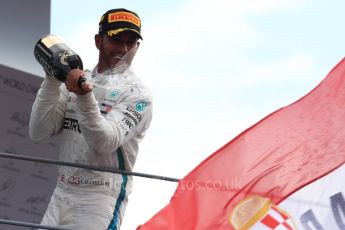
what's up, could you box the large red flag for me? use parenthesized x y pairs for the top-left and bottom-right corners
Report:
(138, 58), (345, 230)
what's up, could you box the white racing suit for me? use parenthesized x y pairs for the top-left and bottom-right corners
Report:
(29, 66), (152, 230)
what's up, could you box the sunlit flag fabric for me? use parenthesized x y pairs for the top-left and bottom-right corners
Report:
(138, 58), (345, 230)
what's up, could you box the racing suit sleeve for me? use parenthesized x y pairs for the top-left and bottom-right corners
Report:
(29, 75), (67, 143)
(76, 89), (152, 155)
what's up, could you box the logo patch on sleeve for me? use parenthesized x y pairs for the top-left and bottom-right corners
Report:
(100, 102), (113, 115)
(136, 102), (148, 111)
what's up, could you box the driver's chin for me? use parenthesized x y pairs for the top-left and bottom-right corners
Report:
(107, 58), (120, 69)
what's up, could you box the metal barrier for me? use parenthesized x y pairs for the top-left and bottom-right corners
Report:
(0, 219), (71, 230)
(0, 151), (180, 229)
(0, 152), (180, 182)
